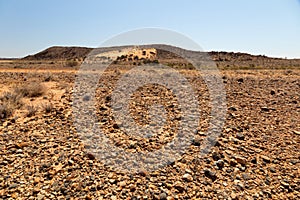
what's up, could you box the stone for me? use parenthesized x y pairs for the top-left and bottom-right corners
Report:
(37, 193), (45, 200)
(270, 90), (276, 95)
(182, 173), (193, 182)
(159, 192), (167, 200)
(281, 181), (289, 188)
(215, 160), (225, 169)
(86, 153), (95, 160)
(137, 170), (148, 177)
(15, 142), (29, 148)
(34, 177), (41, 184)
(212, 152), (222, 161)
(112, 123), (119, 129)
(204, 169), (217, 181)
(250, 157), (257, 164)
(174, 182), (185, 193)
(16, 149), (23, 153)
(119, 181), (126, 187)
(235, 156), (247, 165)
(261, 107), (270, 112)
(192, 136), (201, 146)
(293, 130), (300, 135)
(236, 133), (245, 140)
(269, 167), (276, 173)
(9, 183), (18, 189)
(228, 106), (237, 111)
(242, 173), (251, 180)
(68, 159), (74, 165)
(261, 155), (271, 163)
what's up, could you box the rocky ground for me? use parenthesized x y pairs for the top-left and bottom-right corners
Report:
(0, 68), (299, 199)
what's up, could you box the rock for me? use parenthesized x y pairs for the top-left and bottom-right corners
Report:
(269, 167), (276, 173)
(16, 149), (23, 154)
(236, 182), (244, 190)
(228, 106), (237, 111)
(15, 142), (29, 148)
(9, 183), (18, 189)
(34, 177), (41, 184)
(215, 160), (224, 169)
(192, 136), (201, 146)
(250, 157), (257, 164)
(85, 195), (92, 200)
(137, 170), (148, 177)
(174, 182), (185, 193)
(261, 155), (271, 163)
(261, 107), (270, 112)
(68, 159), (74, 165)
(212, 152), (222, 161)
(109, 179), (116, 184)
(230, 192), (238, 200)
(204, 169), (217, 181)
(230, 159), (238, 166)
(112, 123), (119, 129)
(293, 130), (300, 135)
(270, 90), (276, 95)
(290, 159), (298, 165)
(261, 107), (275, 112)
(281, 181), (290, 188)
(242, 173), (251, 180)
(37, 193), (45, 200)
(182, 173), (193, 182)
(265, 177), (271, 185)
(236, 133), (245, 140)
(235, 156), (247, 165)
(159, 192), (167, 200)
(86, 153), (95, 160)
(119, 181), (126, 187)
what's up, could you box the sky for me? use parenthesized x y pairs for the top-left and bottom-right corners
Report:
(0, 0), (300, 58)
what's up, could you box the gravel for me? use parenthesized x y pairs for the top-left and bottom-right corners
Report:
(0, 69), (299, 199)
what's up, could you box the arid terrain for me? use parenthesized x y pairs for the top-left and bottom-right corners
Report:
(0, 45), (299, 199)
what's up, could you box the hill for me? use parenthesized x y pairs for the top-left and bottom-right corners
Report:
(22, 45), (300, 69)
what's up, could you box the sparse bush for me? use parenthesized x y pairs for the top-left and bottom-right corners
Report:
(0, 92), (23, 107)
(249, 64), (256, 68)
(26, 105), (38, 117)
(43, 73), (53, 82)
(0, 104), (13, 119)
(14, 82), (46, 98)
(0, 92), (23, 119)
(65, 60), (79, 67)
(42, 102), (53, 113)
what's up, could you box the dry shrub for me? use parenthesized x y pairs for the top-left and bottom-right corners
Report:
(0, 104), (13, 119)
(26, 105), (38, 117)
(42, 102), (53, 113)
(43, 73), (53, 82)
(1, 82), (47, 119)
(0, 92), (23, 119)
(14, 82), (46, 98)
(65, 60), (79, 67)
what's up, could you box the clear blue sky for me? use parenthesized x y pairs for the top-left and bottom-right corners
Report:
(1, 0), (300, 58)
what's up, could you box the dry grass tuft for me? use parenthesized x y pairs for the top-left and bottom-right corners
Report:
(42, 102), (53, 113)
(14, 82), (46, 98)
(26, 104), (38, 117)
(0, 92), (23, 119)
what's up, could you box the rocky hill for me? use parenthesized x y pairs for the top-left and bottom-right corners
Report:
(22, 45), (300, 69)
(23, 46), (93, 60)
